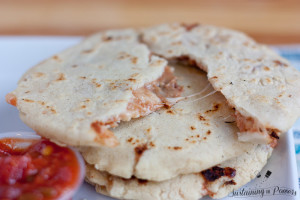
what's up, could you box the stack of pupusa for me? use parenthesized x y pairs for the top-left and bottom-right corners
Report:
(7, 23), (300, 200)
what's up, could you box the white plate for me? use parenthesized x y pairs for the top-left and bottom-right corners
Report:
(0, 37), (299, 200)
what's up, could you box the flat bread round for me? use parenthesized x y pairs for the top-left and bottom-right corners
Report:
(80, 63), (256, 181)
(85, 144), (273, 200)
(8, 29), (175, 147)
(142, 23), (300, 144)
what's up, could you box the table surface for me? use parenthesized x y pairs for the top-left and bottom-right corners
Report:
(1, 0), (300, 44)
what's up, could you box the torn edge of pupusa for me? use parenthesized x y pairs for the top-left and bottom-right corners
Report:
(83, 66), (184, 147)
(235, 110), (280, 148)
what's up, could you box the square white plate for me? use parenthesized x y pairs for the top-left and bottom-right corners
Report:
(0, 37), (299, 200)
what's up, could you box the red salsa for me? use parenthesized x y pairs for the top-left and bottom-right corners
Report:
(0, 138), (81, 200)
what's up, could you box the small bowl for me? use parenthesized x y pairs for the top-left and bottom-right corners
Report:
(0, 131), (85, 200)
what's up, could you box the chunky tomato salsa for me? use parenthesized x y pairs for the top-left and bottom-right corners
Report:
(0, 138), (81, 200)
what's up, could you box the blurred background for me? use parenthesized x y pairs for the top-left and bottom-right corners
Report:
(1, 0), (300, 44)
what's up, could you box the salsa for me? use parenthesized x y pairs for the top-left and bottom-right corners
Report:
(0, 138), (82, 200)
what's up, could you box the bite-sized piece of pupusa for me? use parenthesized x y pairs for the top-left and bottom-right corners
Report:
(7, 29), (182, 147)
(142, 23), (300, 145)
(85, 145), (273, 200)
(80, 63), (256, 182)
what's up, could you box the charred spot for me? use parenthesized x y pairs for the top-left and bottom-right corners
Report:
(270, 131), (279, 139)
(288, 94), (292, 98)
(263, 66), (270, 71)
(198, 114), (206, 121)
(72, 64), (78, 68)
(230, 82), (233, 85)
(190, 126), (196, 130)
(81, 105), (86, 109)
(80, 76), (87, 79)
(201, 166), (236, 182)
(181, 23), (199, 31)
(134, 144), (148, 162)
(203, 137), (207, 140)
(205, 103), (220, 114)
(211, 76), (218, 79)
(137, 179), (148, 185)
(225, 121), (235, 123)
(225, 180), (236, 185)
(206, 130), (211, 135)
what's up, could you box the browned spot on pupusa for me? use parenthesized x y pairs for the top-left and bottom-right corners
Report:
(270, 131), (279, 139)
(146, 128), (151, 133)
(56, 73), (66, 81)
(166, 109), (175, 114)
(135, 144), (148, 162)
(37, 101), (45, 106)
(225, 180), (236, 185)
(128, 78), (136, 82)
(137, 179), (148, 185)
(181, 23), (199, 31)
(171, 41), (182, 45)
(52, 55), (62, 62)
(102, 36), (113, 42)
(34, 72), (45, 78)
(22, 98), (34, 103)
(263, 66), (270, 71)
(82, 49), (94, 54)
(127, 137), (133, 143)
(131, 57), (138, 64)
(190, 126), (196, 130)
(92, 78), (102, 88)
(273, 60), (287, 67)
(46, 105), (56, 114)
(168, 146), (182, 150)
(201, 166), (236, 182)
(205, 103), (221, 114)
(206, 130), (211, 135)
(198, 114), (207, 121)
(149, 141), (155, 147)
